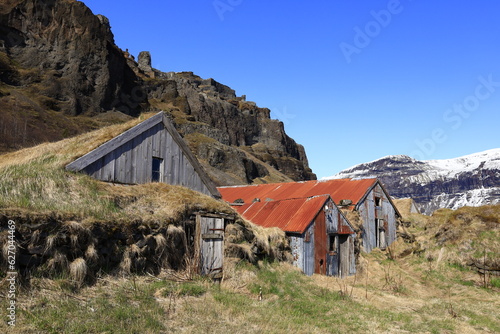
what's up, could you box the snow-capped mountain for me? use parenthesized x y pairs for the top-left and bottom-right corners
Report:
(327, 149), (500, 214)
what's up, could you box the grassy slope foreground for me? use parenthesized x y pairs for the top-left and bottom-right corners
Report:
(0, 113), (497, 333)
(0, 203), (498, 333)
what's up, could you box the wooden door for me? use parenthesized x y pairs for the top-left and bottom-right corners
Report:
(339, 235), (350, 278)
(200, 217), (224, 277)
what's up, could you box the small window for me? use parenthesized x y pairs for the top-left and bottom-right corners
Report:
(152, 157), (163, 182)
(375, 197), (382, 207)
(329, 235), (338, 253)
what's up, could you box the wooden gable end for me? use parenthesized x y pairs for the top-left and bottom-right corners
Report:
(66, 112), (221, 198)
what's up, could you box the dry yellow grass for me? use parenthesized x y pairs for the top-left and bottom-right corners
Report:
(0, 112), (153, 170)
(0, 111), (234, 223)
(69, 258), (87, 287)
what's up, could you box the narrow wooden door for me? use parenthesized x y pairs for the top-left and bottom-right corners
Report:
(200, 217), (224, 277)
(339, 235), (350, 278)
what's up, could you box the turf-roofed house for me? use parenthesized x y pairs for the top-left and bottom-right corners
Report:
(218, 178), (401, 254)
(66, 111), (220, 198)
(66, 111), (230, 278)
(228, 194), (356, 277)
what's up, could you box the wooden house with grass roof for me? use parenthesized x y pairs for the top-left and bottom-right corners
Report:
(66, 112), (220, 198)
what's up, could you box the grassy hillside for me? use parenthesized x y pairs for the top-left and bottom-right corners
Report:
(0, 115), (497, 333)
(1, 249), (498, 333)
(0, 112), (230, 221)
(1, 203), (498, 333)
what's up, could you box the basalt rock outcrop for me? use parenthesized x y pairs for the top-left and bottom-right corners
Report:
(0, 0), (315, 184)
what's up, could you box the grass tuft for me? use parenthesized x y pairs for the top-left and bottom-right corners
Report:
(69, 258), (87, 288)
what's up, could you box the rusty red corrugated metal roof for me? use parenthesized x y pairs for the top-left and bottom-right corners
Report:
(218, 178), (378, 210)
(235, 195), (330, 233)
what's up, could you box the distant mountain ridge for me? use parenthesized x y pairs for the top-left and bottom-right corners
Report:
(328, 149), (500, 214)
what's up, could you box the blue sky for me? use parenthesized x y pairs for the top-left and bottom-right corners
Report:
(83, 0), (500, 178)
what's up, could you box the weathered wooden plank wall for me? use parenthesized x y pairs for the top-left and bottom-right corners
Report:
(358, 184), (398, 252)
(81, 123), (213, 196)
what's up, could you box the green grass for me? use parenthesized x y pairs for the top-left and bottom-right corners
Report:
(20, 281), (165, 333)
(161, 280), (208, 297)
(0, 155), (121, 219)
(3, 259), (499, 333)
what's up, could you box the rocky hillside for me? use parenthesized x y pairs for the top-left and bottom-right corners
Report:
(0, 0), (315, 184)
(330, 149), (500, 214)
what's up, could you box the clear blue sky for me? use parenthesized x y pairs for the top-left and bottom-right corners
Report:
(82, 0), (500, 178)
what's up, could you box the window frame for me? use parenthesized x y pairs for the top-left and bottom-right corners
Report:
(151, 156), (164, 182)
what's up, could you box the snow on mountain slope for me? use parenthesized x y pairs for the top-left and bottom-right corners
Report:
(327, 149), (500, 214)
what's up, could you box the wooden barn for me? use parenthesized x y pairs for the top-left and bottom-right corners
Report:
(66, 112), (220, 198)
(218, 178), (401, 253)
(232, 195), (356, 277)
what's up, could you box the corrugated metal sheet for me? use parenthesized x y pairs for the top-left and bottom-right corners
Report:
(218, 178), (378, 210)
(236, 195), (330, 233)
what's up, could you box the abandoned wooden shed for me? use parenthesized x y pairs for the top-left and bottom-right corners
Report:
(232, 195), (356, 277)
(66, 112), (220, 198)
(218, 178), (401, 253)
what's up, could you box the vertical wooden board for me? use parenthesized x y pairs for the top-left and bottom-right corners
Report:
(187, 160), (197, 190)
(339, 235), (350, 277)
(382, 198), (397, 246)
(314, 211), (327, 275)
(327, 235), (339, 277)
(169, 140), (180, 185)
(177, 145), (184, 185)
(133, 135), (144, 183)
(177, 153), (184, 186)
(175, 148), (183, 186)
(361, 196), (376, 253)
(124, 140), (133, 183)
(145, 128), (153, 183)
(162, 131), (172, 183)
(200, 217), (211, 274)
(185, 159), (194, 188)
(101, 151), (115, 182)
(215, 239), (223, 269)
(114, 142), (129, 183)
(151, 124), (161, 157)
(349, 236), (356, 275)
(130, 135), (142, 183)
(135, 130), (151, 183)
(290, 236), (304, 272)
(303, 224), (315, 276)
(158, 127), (166, 160)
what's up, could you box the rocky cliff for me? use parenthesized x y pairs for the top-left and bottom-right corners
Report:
(329, 149), (500, 214)
(0, 0), (315, 184)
